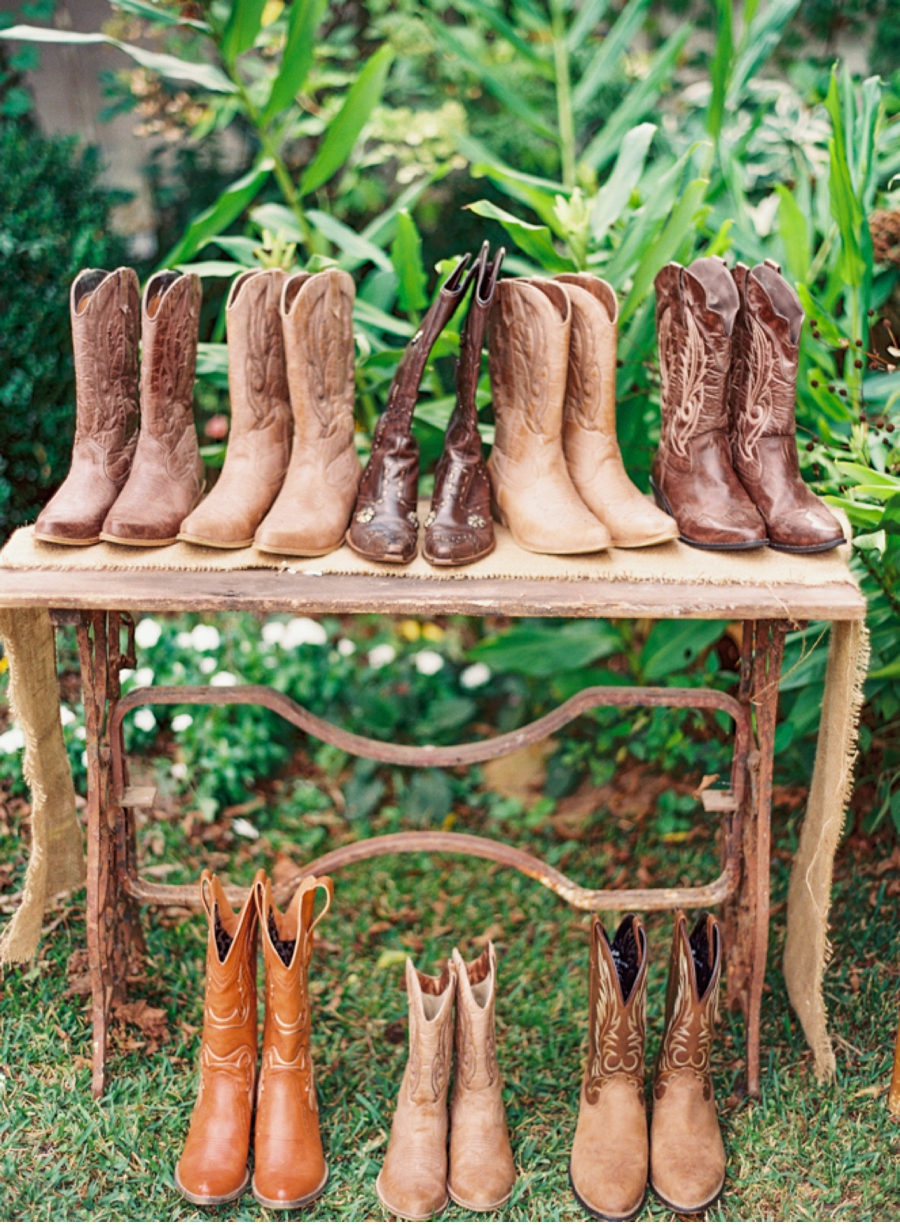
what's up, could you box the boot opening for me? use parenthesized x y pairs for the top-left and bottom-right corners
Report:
(268, 907), (297, 967)
(145, 271), (181, 318)
(609, 916), (643, 1001)
(464, 946), (493, 1008)
(687, 257), (739, 333)
(752, 262), (803, 344)
(688, 914), (718, 998)
(73, 269), (108, 314)
(213, 905), (234, 963)
(416, 963), (452, 1018)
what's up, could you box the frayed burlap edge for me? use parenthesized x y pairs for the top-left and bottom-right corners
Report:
(784, 618), (870, 1080)
(0, 608), (84, 965)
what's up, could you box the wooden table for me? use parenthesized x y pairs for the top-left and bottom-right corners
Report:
(0, 564), (866, 1100)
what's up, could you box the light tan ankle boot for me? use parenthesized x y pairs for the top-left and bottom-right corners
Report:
(376, 959), (456, 1221)
(487, 277), (611, 555)
(255, 268), (361, 556)
(570, 915), (649, 1221)
(554, 274), (678, 548)
(650, 911), (725, 1213)
(448, 943), (516, 1211)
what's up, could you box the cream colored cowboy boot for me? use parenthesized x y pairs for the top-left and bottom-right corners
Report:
(570, 915), (649, 1221)
(376, 958), (456, 1220)
(448, 943), (516, 1211)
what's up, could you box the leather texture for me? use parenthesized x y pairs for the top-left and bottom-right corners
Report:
(487, 277), (611, 555)
(255, 269), (361, 556)
(348, 255), (473, 564)
(376, 959), (457, 1220)
(252, 872), (333, 1209)
(729, 261), (844, 553)
(101, 270), (204, 545)
(651, 259), (768, 550)
(424, 244), (502, 567)
(554, 273), (678, 548)
(570, 915), (649, 1222)
(447, 943), (516, 1210)
(649, 911), (725, 1213)
(175, 870), (262, 1205)
(180, 270), (291, 548)
(34, 268), (140, 545)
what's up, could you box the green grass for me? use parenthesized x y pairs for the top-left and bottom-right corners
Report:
(2, 770), (900, 1222)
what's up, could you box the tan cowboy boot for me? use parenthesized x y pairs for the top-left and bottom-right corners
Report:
(447, 943), (516, 1211)
(174, 870), (263, 1206)
(34, 268), (140, 545)
(376, 958), (457, 1220)
(101, 270), (204, 545)
(180, 269), (291, 548)
(650, 911), (725, 1213)
(570, 915), (649, 1221)
(254, 269), (360, 556)
(487, 277), (610, 555)
(252, 872), (333, 1209)
(554, 274), (678, 548)
(729, 260), (844, 553)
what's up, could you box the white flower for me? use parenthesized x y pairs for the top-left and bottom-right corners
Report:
(133, 708), (156, 733)
(134, 618), (162, 649)
(199, 657), (217, 675)
(414, 650), (444, 676)
(171, 713), (193, 733)
(133, 667), (154, 688)
(210, 671), (237, 687)
(261, 620), (285, 646)
(191, 624), (220, 652)
(232, 817), (260, 840)
(171, 762), (188, 780)
(81, 751), (88, 769)
(368, 643), (396, 669)
(120, 669), (134, 682)
(281, 617), (327, 648)
(75, 726), (86, 741)
(337, 637), (356, 657)
(0, 727), (25, 754)
(460, 663), (491, 689)
(59, 706), (77, 726)
(176, 631), (192, 649)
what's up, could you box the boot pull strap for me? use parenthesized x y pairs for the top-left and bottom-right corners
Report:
(293, 874), (334, 937)
(199, 870), (215, 921)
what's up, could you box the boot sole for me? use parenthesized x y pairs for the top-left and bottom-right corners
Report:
(33, 532), (100, 547)
(99, 533), (179, 547)
(173, 1163), (250, 1206)
(251, 1161), (328, 1210)
(178, 532), (255, 549)
(422, 539), (497, 567)
(768, 536), (845, 554)
(610, 530), (679, 549)
(568, 1164), (646, 1222)
(447, 1181), (513, 1211)
(650, 1173), (725, 1215)
(255, 535), (346, 558)
(649, 478), (768, 551)
(375, 1171), (448, 1221)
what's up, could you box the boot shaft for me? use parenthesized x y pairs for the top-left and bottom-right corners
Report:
(556, 273), (618, 439)
(404, 958), (456, 1108)
(584, 914), (648, 1102)
(198, 871), (261, 1067)
(452, 944), (500, 1094)
(226, 269), (291, 440)
(445, 243), (500, 451)
(655, 911), (721, 1101)
(140, 271), (202, 435)
(281, 269), (356, 451)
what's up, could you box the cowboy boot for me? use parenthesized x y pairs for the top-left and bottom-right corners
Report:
(487, 277), (611, 555)
(650, 911), (725, 1213)
(554, 274), (678, 548)
(174, 869), (262, 1206)
(255, 269), (361, 556)
(101, 270), (204, 545)
(447, 943), (516, 1210)
(180, 270), (291, 548)
(34, 268), (140, 545)
(423, 244), (502, 566)
(570, 915), (649, 1222)
(650, 258), (767, 550)
(348, 254), (474, 564)
(729, 260), (844, 553)
(252, 872), (333, 1209)
(376, 958), (457, 1220)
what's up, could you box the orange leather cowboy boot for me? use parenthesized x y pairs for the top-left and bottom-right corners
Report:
(174, 869), (263, 1206)
(252, 872), (334, 1209)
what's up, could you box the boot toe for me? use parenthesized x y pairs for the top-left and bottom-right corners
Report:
(33, 510), (102, 545)
(448, 1160), (515, 1210)
(767, 505), (845, 553)
(252, 1153), (327, 1208)
(423, 525), (493, 565)
(347, 518), (418, 563)
(175, 1155), (249, 1204)
(377, 1169), (448, 1220)
(101, 509), (179, 545)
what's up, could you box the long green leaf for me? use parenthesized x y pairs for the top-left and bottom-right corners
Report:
(572, 0), (649, 114)
(160, 158), (273, 269)
(590, 122), (655, 244)
(455, 0), (552, 74)
(251, 201), (305, 242)
(825, 70), (865, 290)
(466, 200), (575, 272)
(221, 0), (268, 64)
(261, 0), (326, 121)
(390, 210), (428, 313)
(307, 209), (392, 271)
(775, 184), (810, 283)
(727, 0), (801, 104)
(112, 0), (210, 30)
(300, 44), (394, 195)
(472, 162), (565, 234)
(566, 0), (612, 50)
(0, 24), (235, 91)
(620, 178), (708, 322)
(707, 0), (732, 140)
(353, 298), (415, 338)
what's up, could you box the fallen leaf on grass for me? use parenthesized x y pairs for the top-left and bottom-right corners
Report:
(482, 741), (556, 801)
(112, 999), (170, 1055)
(849, 1083), (887, 1099)
(377, 949), (409, 970)
(473, 923), (504, 948)
(64, 949), (91, 998)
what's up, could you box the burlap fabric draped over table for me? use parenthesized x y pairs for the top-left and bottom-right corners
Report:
(0, 513), (868, 1081)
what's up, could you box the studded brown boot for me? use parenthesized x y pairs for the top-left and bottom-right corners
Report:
(174, 870), (263, 1206)
(101, 270), (204, 545)
(729, 260), (844, 553)
(650, 258), (767, 550)
(649, 911), (725, 1214)
(180, 269), (291, 548)
(34, 268), (140, 545)
(376, 958), (457, 1220)
(570, 915), (649, 1221)
(348, 254), (473, 565)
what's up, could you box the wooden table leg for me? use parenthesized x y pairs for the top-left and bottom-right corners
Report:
(890, 1011), (900, 1116)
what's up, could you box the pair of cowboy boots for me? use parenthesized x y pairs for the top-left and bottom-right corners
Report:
(348, 243), (503, 567)
(377, 942), (516, 1220)
(570, 911), (725, 1220)
(180, 267), (361, 555)
(651, 256), (845, 552)
(488, 275), (679, 555)
(34, 268), (204, 547)
(175, 869), (333, 1210)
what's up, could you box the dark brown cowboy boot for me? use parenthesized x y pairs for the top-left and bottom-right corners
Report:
(729, 261), (844, 553)
(570, 915), (649, 1221)
(347, 254), (473, 565)
(34, 268), (140, 545)
(650, 911), (725, 1214)
(423, 244), (503, 566)
(101, 270), (204, 546)
(650, 258), (767, 550)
